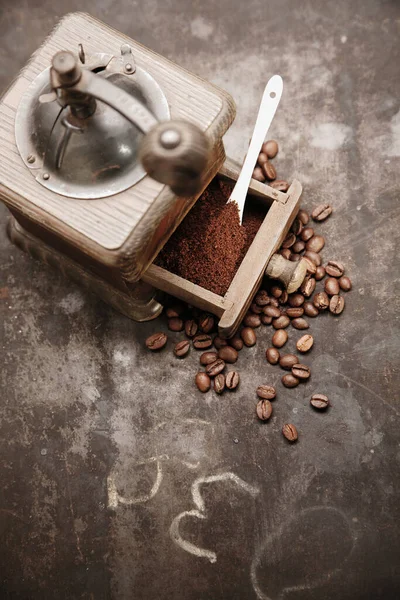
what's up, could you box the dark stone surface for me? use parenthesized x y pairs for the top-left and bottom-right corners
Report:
(1, 1), (399, 598)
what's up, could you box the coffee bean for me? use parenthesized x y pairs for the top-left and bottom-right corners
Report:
(166, 303), (184, 318)
(252, 166), (265, 182)
(271, 285), (283, 298)
(266, 347), (280, 365)
(255, 290), (270, 306)
(174, 340), (190, 357)
(297, 209), (310, 225)
(292, 240), (305, 253)
(199, 314), (214, 333)
(262, 139), (279, 159)
(257, 385), (276, 400)
(184, 319), (198, 338)
(286, 307), (304, 318)
(312, 204), (332, 222)
(303, 302), (319, 317)
(206, 359), (226, 377)
(304, 250), (321, 266)
(146, 332), (167, 351)
(303, 256), (317, 275)
(193, 334), (213, 349)
(278, 290), (289, 304)
(226, 371), (240, 390)
(228, 335), (244, 351)
(315, 266), (326, 281)
(195, 372), (211, 392)
(291, 218), (303, 236)
(282, 423), (298, 441)
(168, 317), (184, 332)
(214, 374), (225, 394)
(291, 317), (309, 330)
(288, 293), (305, 308)
(250, 302), (263, 314)
(256, 399), (273, 421)
(273, 315), (290, 329)
(311, 393), (329, 409)
(339, 276), (352, 291)
(296, 334), (314, 352)
(325, 260), (345, 277)
(279, 354), (298, 370)
(269, 297), (280, 308)
(272, 329), (288, 348)
(213, 336), (228, 349)
(329, 295), (345, 315)
(292, 363), (311, 379)
(313, 291), (330, 310)
(282, 373), (300, 388)
(324, 277), (340, 296)
(218, 346), (238, 364)
(300, 276), (316, 297)
(200, 351), (218, 365)
(263, 305), (281, 318)
(282, 232), (297, 248)
(271, 180), (289, 192)
(280, 248), (292, 260)
(244, 313), (261, 328)
(289, 253), (301, 262)
(301, 227), (314, 242)
(306, 235), (325, 253)
(262, 160), (277, 181)
(257, 152), (268, 166)
(241, 327), (257, 347)
(261, 315), (273, 325)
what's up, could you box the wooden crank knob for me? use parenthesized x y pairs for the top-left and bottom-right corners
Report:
(139, 120), (210, 196)
(265, 254), (307, 293)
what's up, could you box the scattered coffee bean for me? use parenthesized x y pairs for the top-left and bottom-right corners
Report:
(300, 276), (316, 297)
(271, 180), (289, 192)
(296, 334), (314, 352)
(301, 227), (314, 242)
(324, 277), (340, 296)
(256, 399), (273, 421)
(262, 139), (279, 159)
(213, 336), (228, 349)
(166, 303), (184, 318)
(185, 319), (198, 338)
(339, 276), (352, 291)
(289, 253), (301, 262)
(146, 332), (167, 351)
(329, 295), (345, 315)
(256, 385), (276, 400)
(255, 290), (270, 306)
(244, 313), (262, 328)
(311, 204), (332, 222)
(241, 327), (257, 347)
(291, 317), (309, 330)
(282, 423), (298, 442)
(200, 351), (218, 365)
(261, 315), (273, 325)
(168, 317), (184, 332)
(226, 371), (240, 390)
(304, 250), (321, 266)
(214, 373), (225, 394)
(303, 256), (317, 275)
(195, 372), (211, 392)
(199, 314), (214, 333)
(315, 265), (326, 281)
(286, 307), (304, 318)
(252, 166), (265, 182)
(269, 298), (280, 307)
(306, 234), (325, 253)
(278, 290), (289, 304)
(263, 305), (281, 318)
(174, 340), (190, 357)
(282, 232), (297, 248)
(206, 359), (225, 377)
(273, 315), (290, 329)
(313, 291), (330, 310)
(310, 393), (329, 409)
(325, 260), (345, 277)
(280, 248), (292, 260)
(272, 329), (288, 348)
(291, 218), (303, 236)
(297, 209), (310, 225)
(266, 347), (280, 365)
(193, 334), (213, 349)
(262, 160), (277, 181)
(218, 346), (238, 364)
(292, 363), (311, 379)
(279, 354), (299, 370)
(292, 240), (305, 253)
(228, 335), (244, 351)
(303, 302), (319, 318)
(271, 285), (283, 298)
(257, 152), (268, 166)
(288, 293), (305, 307)
(250, 302), (263, 314)
(282, 373), (300, 388)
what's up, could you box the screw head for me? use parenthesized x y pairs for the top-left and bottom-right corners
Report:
(42, 173), (50, 180)
(27, 154), (35, 164)
(125, 63), (133, 72)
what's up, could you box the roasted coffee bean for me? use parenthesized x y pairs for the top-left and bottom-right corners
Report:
(282, 374), (300, 388)
(214, 374), (225, 394)
(252, 166), (265, 182)
(257, 152), (268, 166)
(325, 260), (345, 277)
(218, 346), (238, 364)
(313, 291), (330, 310)
(280, 248), (292, 259)
(324, 277), (340, 296)
(228, 335), (244, 351)
(291, 218), (303, 236)
(271, 180), (289, 192)
(310, 393), (329, 410)
(282, 423), (298, 441)
(273, 315), (290, 329)
(296, 334), (314, 352)
(282, 232), (297, 249)
(272, 329), (288, 348)
(329, 295), (345, 315)
(193, 334), (213, 349)
(263, 305), (281, 318)
(226, 371), (240, 390)
(339, 276), (352, 291)
(300, 276), (316, 298)
(292, 363), (311, 379)
(292, 240), (305, 254)
(271, 285), (283, 298)
(255, 290), (270, 306)
(269, 297), (280, 308)
(297, 209), (310, 225)
(290, 253), (301, 262)
(315, 265), (326, 281)
(213, 336), (228, 349)
(195, 372), (211, 392)
(312, 203), (332, 222)
(279, 354), (299, 370)
(262, 139), (278, 159)
(257, 385), (276, 400)
(168, 317), (184, 332)
(206, 359), (226, 377)
(185, 319), (198, 338)
(244, 313), (261, 328)
(250, 302), (263, 314)
(199, 314), (214, 333)
(174, 340), (190, 357)
(303, 302), (319, 318)
(288, 293), (305, 308)
(200, 351), (218, 365)
(241, 327), (257, 347)
(256, 399), (273, 421)
(303, 256), (317, 275)
(306, 234), (325, 253)
(261, 315), (273, 325)
(262, 160), (277, 181)
(286, 307), (304, 318)
(146, 332), (167, 351)
(278, 290), (289, 304)
(166, 303), (184, 318)
(266, 347), (280, 365)
(301, 227), (314, 242)
(291, 317), (309, 330)
(304, 250), (321, 266)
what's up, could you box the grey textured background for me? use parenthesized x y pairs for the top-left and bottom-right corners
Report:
(1, 1), (399, 599)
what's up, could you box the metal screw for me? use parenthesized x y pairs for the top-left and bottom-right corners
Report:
(160, 129), (181, 150)
(42, 173), (50, 180)
(27, 154), (35, 164)
(125, 63), (133, 73)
